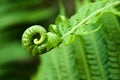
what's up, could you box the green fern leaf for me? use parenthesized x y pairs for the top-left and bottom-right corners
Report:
(71, 23), (108, 80)
(32, 44), (79, 80)
(62, 1), (120, 43)
(70, 37), (91, 80)
(100, 13), (120, 80)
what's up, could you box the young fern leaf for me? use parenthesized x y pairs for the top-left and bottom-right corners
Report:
(32, 44), (79, 80)
(55, 15), (67, 35)
(21, 1), (120, 55)
(62, 1), (120, 38)
(56, 45), (79, 80)
(32, 54), (54, 80)
(72, 23), (109, 80)
(22, 25), (61, 55)
(20, 1), (120, 80)
(81, 28), (109, 80)
(71, 37), (91, 80)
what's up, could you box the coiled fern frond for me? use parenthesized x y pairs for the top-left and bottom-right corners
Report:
(22, 25), (61, 55)
(21, 1), (120, 80)
(22, 1), (120, 55)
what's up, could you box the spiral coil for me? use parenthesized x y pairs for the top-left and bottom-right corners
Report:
(22, 25), (61, 55)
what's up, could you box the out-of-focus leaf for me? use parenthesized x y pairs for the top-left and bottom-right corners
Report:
(0, 0), (44, 14)
(0, 7), (57, 31)
(0, 41), (30, 64)
(0, 57), (39, 80)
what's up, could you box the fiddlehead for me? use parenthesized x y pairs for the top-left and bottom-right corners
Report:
(22, 25), (61, 55)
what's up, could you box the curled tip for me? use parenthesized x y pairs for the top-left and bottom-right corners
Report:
(33, 38), (40, 45)
(22, 25), (62, 55)
(33, 25), (47, 45)
(22, 25), (47, 55)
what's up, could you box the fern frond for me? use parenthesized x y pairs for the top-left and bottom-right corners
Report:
(32, 44), (79, 80)
(71, 37), (91, 80)
(57, 45), (79, 80)
(81, 30), (109, 80)
(32, 54), (54, 80)
(62, 1), (120, 38)
(22, 1), (120, 80)
(78, 24), (109, 80)
(100, 13), (120, 80)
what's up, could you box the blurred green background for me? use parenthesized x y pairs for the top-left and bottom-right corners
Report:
(0, 0), (63, 80)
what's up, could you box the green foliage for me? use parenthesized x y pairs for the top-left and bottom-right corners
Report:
(1, 0), (120, 80)
(21, 0), (120, 80)
(32, 44), (79, 80)
(100, 13), (120, 79)
(22, 0), (120, 54)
